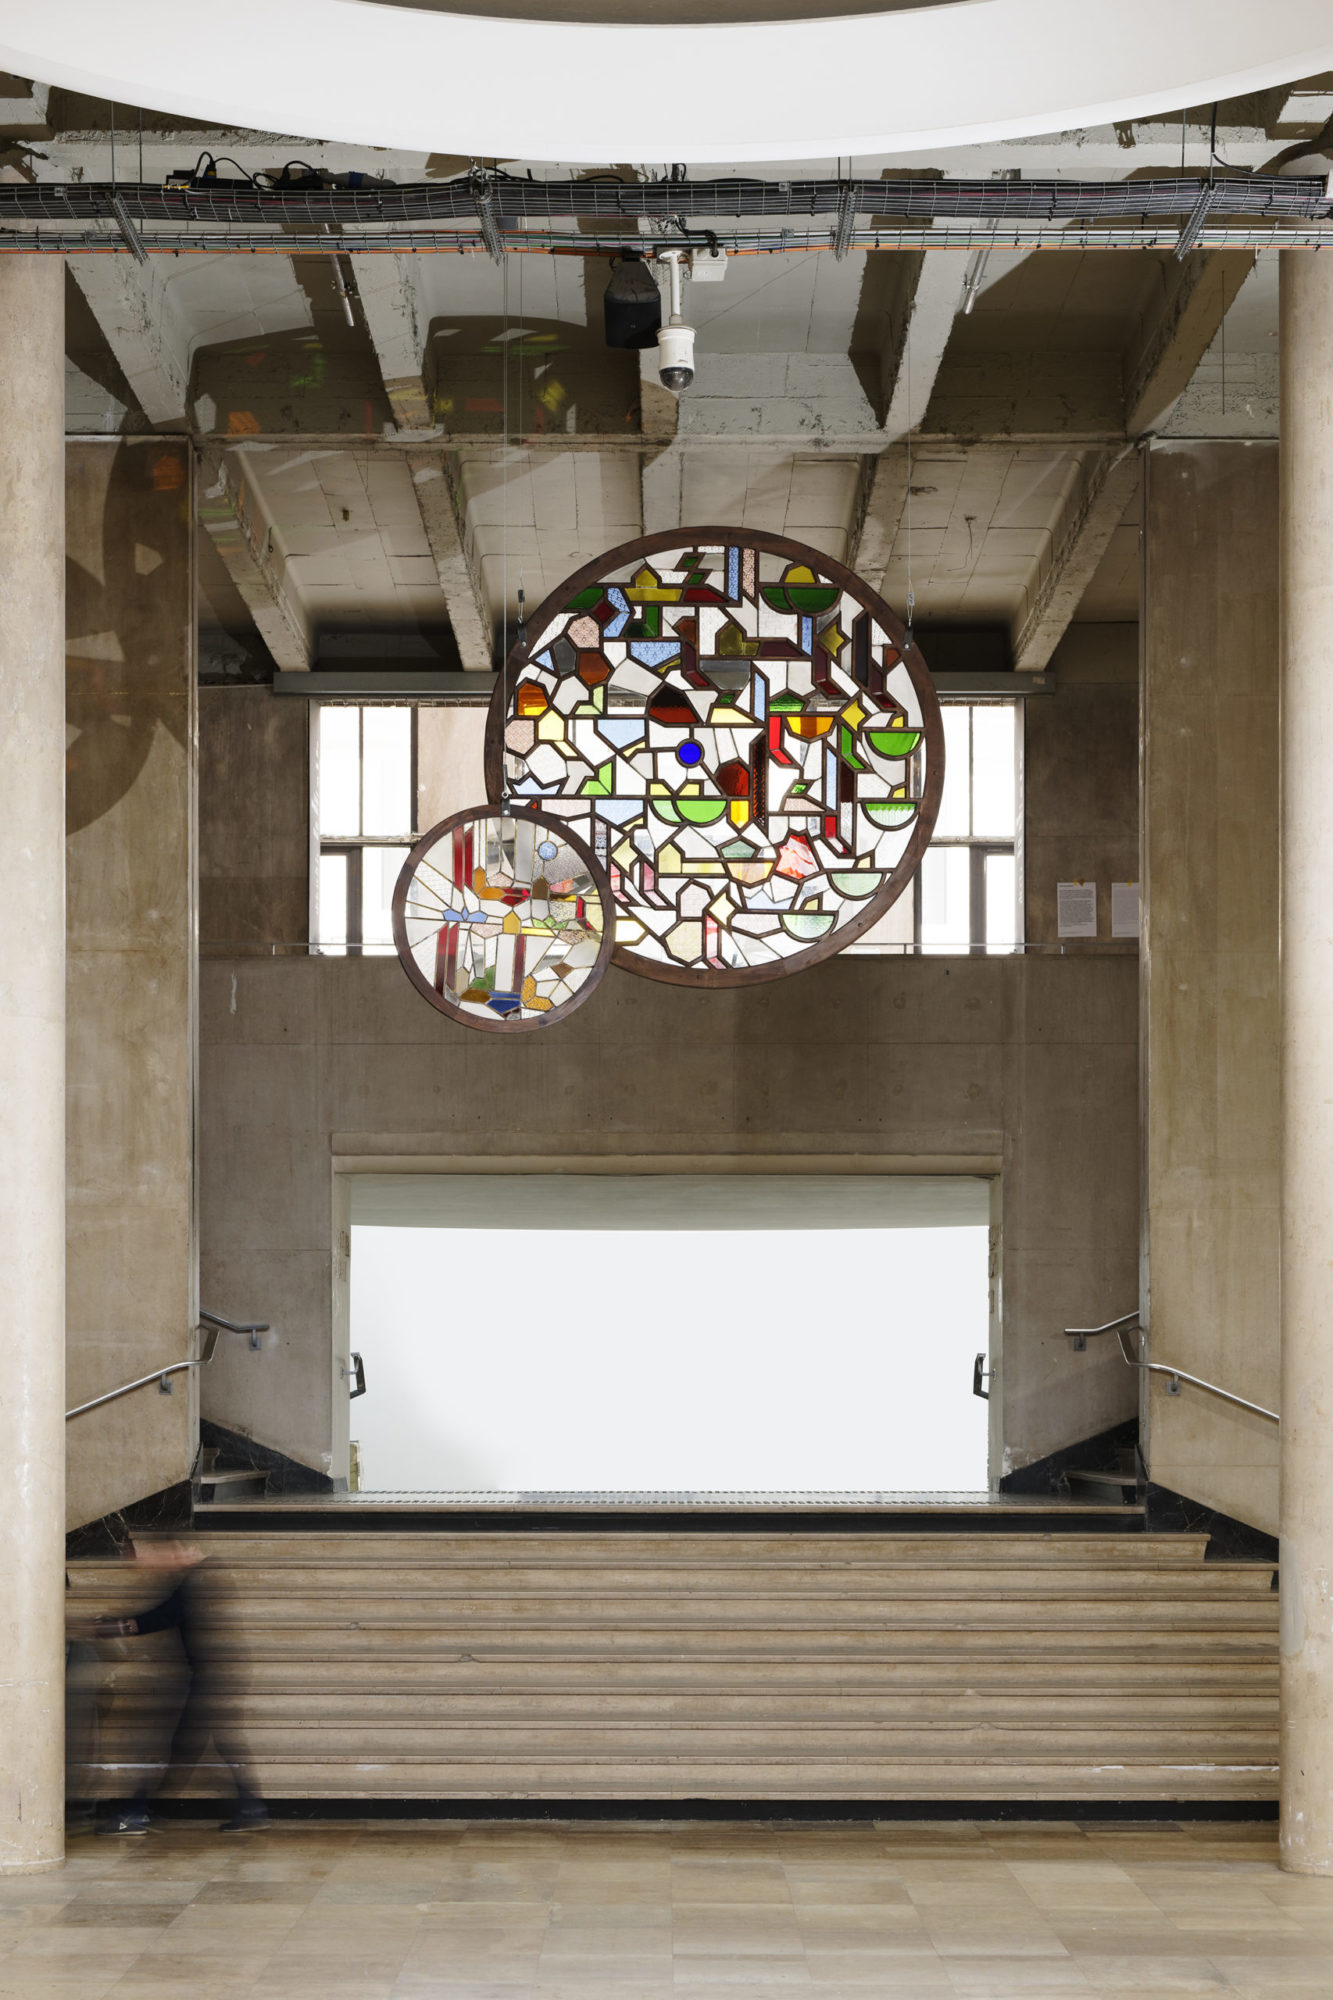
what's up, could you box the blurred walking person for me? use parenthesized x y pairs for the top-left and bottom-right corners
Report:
(97, 1534), (270, 1834)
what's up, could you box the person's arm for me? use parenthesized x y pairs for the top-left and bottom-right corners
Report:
(98, 1581), (185, 1639)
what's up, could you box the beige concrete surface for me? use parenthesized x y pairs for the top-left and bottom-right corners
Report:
(1024, 622), (1138, 947)
(0, 257), (66, 1873)
(198, 949), (1139, 1485)
(1141, 440), (1281, 1536)
(1279, 250), (1333, 1876)
(65, 441), (196, 1530)
(199, 686), (309, 949)
(7, 1818), (1323, 1997)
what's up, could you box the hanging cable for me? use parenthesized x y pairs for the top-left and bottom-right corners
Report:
(501, 251), (511, 805)
(903, 317), (915, 652)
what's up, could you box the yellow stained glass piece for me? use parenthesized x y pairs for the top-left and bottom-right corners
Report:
(626, 563), (682, 603)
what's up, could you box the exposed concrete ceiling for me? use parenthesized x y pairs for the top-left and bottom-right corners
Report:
(17, 84), (1300, 668)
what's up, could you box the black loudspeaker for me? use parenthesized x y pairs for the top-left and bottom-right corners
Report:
(603, 252), (662, 350)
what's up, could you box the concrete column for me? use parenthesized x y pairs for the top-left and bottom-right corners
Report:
(1280, 249), (1333, 1873)
(0, 257), (67, 1873)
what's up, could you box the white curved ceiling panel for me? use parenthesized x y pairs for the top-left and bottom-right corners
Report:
(0, 0), (1329, 165)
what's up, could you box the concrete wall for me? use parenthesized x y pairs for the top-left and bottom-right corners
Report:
(199, 685), (309, 948)
(195, 633), (1143, 1487)
(1026, 623), (1139, 946)
(65, 440), (196, 1528)
(1142, 440), (1280, 1534)
(199, 951), (1139, 1482)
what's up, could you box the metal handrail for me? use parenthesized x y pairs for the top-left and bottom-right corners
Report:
(1064, 1311), (1141, 1351)
(66, 1361), (195, 1420)
(200, 1309), (270, 1352)
(65, 1310), (270, 1420)
(1064, 1315), (1279, 1425)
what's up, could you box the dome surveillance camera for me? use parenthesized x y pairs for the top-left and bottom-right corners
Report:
(654, 247), (696, 392)
(658, 322), (696, 391)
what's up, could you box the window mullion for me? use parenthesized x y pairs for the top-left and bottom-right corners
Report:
(348, 848), (364, 956)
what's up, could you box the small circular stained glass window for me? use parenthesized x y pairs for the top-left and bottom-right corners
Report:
(484, 528), (944, 988)
(391, 804), (614, 1033)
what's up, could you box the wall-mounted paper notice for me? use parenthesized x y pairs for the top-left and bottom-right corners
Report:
(1057, 881), (1097, 939)
(1111, 881), (1141, 939)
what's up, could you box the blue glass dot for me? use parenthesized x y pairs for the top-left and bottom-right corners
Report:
(677, 740), (703, 767)
(537, 840), (558, 860)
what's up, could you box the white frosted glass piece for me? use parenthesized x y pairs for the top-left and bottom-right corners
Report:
(920, 845), (971, 951)
(971, 703), (1017, 838)
(934, 705), (971, 838)
(985, 850), (1018, 954)
(362, 845), (410, 954)
(318, 851), (348, 953)
(362, 706), (413, 836)
(318, 706), (361, 837)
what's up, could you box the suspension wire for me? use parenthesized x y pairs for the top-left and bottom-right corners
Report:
(516, 251), (526, 682)
(904, 315), (915, 650)
(501, 251), (511, 806)
(109, 99), (115, 186)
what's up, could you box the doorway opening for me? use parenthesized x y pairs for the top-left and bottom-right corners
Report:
(346, 1173), (993, 1498)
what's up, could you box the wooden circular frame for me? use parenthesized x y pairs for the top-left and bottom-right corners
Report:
(391, 802), (617, 1034)
(484, 526), (945, 990)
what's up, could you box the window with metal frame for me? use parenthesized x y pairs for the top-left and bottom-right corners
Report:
(914, 701), (1022, 954)
(314, 705), (418, 955)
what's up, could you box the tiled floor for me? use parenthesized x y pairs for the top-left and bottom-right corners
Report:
(1, 1817), (1328, 1999)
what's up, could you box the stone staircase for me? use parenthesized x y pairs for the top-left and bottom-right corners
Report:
(67, 1529), (1278, 1805)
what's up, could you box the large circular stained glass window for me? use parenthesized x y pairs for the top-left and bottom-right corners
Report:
(484, 529), (943, 987)
(391, 804), (614, 1032)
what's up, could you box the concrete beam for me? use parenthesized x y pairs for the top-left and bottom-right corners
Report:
(883, 250), (969, 441)
(350, 255), (432, 434)
(67, 254), (192, 426)
(406, 449), (494, 672)
(1124, 249), (1257, 437)
(197, 447), (311, 671)
(847, 446), (908, 592)
(1012, 446), (1141, 672)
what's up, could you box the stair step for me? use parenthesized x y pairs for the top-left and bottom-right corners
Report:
(195, 1468), (268, 1494)
(65, 1528), (1279, 1805)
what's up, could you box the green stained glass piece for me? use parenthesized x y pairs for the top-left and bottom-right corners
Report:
(839, 724), (868, 772)
(760, 583), (840, 615)
(580, 760), (615, 797)
(649, 799), (683, 825)
(719, 839), (756, 859)
(789, 780), (810, 796)
(863, 800), (918, 827)
(865, 727), (922, 758)
(830, 871), (884, 900)
(567, 587), (604, 609)
(676, 799), (729, 826)
(780, 911), (837, 940)
(769, 690), (805, 713)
